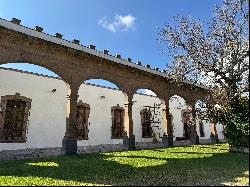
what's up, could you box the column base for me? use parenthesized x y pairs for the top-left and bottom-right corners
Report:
(210, 133), (219, 144)
(162, 134), (173, 147)
(190, 133), (199, 144)
(62, 136), (77, 155)
(123, 135), (136, 150)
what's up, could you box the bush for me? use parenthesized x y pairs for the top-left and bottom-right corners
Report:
(218, 97), (249, 148)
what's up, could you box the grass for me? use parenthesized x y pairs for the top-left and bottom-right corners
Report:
(0, 143), (249, 186)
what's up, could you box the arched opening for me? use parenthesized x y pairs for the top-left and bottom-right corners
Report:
(77, 78), (125, 146)
(85, 79), (119, 89)
(169, 95), (189, 141)
(136, 89), (157, 96)
(133, 88), (162, 144)
(0, 62), (68, 151)
(0, 63), (59, 78)
(195, 100), (208, 139)
(195, 99), (223, 142)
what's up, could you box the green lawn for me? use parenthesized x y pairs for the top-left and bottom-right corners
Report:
(0, 143), (249, 186)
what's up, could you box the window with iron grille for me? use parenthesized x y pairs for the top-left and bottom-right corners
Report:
(111, 105), (124, 139)
(0, 93), (32, 143)
(76, 100), (90, 140)
(141, 108), (153, 138)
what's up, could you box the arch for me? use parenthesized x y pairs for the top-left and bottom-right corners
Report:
(82, 75), (125, 92)
(0, 61), (68, 83)
(169, 95), (188, 110)
(133, 87), (164, 100)
(0, 22), (211, 153)
(169, 93), (189, 105)
(0, 62), (69, 148)
(84, 79), (119, 90)
(136, 89), (157, 96)
(195, 99), (208, 120)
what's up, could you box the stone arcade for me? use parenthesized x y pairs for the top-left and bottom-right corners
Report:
(0, 18), (223, 158)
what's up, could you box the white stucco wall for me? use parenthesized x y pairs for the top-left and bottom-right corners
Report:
(217, 123), (225, 139)
(0, 68), (224, 151)
(0, 69), (67, 151)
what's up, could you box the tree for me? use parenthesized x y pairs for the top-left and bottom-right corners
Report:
(158, 0), (249, 147)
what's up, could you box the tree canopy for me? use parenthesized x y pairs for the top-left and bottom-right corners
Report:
(158, 0), (249, 147)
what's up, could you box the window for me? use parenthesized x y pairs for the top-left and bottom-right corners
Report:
(0, 93), (32, 143)
(199, 121), (205, 137)
(141, 108), (153, 138)
(76, 100), (90, 140)
(111, 105), (124, 139)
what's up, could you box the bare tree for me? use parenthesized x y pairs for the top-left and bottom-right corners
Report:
(158, 0), (249, 121)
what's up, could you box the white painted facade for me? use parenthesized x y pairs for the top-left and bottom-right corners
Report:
(0, 68), (224, 151)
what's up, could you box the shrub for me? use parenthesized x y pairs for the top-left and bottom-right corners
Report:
(218, 97), (249, 148)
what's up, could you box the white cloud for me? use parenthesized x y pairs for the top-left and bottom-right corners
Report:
(98, 14), (136, 32)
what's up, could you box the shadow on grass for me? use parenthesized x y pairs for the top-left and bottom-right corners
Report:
(0, 144), (249, 186)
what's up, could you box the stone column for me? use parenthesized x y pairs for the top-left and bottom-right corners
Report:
(210, 121), (219, 143)
(189, 102), (199, 144)
(161, 99), (173, 147)
(123, 94), (135, 150)
(62, 85), (79, 154)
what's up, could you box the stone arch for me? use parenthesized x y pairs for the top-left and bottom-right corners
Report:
(133, 86), (165, 101)
(82, 73), (129, 94)
(0, 19), (211, 153)
(0, 61), (69, 84)
(83, 78), (121, 90)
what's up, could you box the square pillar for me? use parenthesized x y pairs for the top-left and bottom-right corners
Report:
(62, 85), (79, 155)
(123, 94), (136, 150)
(62, 137), (77, 154)
(190, 103), (199, 144)
(162, 133), (173, 147)
(161, 99), (174, 147)
(210, 122), (219, 144)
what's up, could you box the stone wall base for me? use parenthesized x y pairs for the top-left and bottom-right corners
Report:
(77, 144), (127, 154)
(0, 139), (228, 160)
(136, 142), (163, 149)
(0, 147), (63, 160)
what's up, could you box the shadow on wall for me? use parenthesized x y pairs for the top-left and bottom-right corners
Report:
(0, 144), (248, 186)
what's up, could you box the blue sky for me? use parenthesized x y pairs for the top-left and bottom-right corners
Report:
(0, 0), (221, 89)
